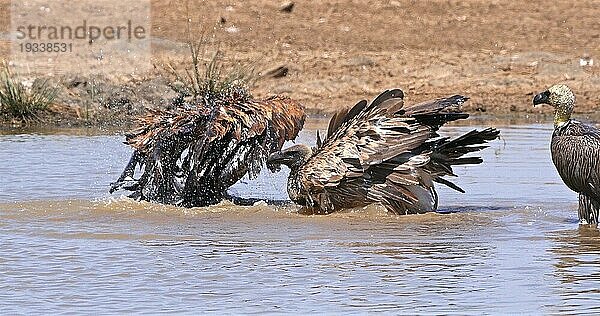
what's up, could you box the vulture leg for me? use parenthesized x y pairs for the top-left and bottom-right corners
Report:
(110, 150), (145, 193)
(578, 194), (600, 224)
(223, 193), (263, 206)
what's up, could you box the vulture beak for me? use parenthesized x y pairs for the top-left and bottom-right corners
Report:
(533, 90), (550, 106)
(266, 151), (284, 172)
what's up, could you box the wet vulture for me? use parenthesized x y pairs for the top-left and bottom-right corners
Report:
(533, 84), (600, 224)
(267, 89), (499, 214)
(110, 90), (305, 207)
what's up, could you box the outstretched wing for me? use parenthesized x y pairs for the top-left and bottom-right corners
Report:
(295, 89), (488, 213)
(119, 95), (305, 206)
(299, 90), (467, 190)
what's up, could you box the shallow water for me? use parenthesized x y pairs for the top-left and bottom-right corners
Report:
(1, 121), (599, 314)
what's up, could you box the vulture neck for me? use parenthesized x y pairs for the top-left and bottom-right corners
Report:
(282, 148), (312, 203)
(286, 168), (304, 203)
(554, 105), (573, 128)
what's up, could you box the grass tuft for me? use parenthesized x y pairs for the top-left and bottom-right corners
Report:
(163, 41), (256, 102)
(160, 4), (256, 103)
(0, 62), (58, 123)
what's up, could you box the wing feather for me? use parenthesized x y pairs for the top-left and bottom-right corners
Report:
(297, 90), (471, 210)
(119, 95), (305, 206)
(286, 88), (499, 214)
(551, 121), (600, 201)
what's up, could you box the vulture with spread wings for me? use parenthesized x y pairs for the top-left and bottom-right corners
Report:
(110, 90), (305, 207)
(267, 89), (499, 214)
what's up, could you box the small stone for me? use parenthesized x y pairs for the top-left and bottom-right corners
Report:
(264, 66), (289, 78)
(579, 55), (593, 67)
(280, 2), (294, 13)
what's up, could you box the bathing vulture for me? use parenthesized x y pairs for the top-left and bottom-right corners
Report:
(110, 89), (305, 207)
(267, 89), (499, 214)
(533, 84), (600, 224)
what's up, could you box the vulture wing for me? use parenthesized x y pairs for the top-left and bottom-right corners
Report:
(551, 121), (600, 202)
(296, 89), (496, 214)
(115, 95), (305, 207)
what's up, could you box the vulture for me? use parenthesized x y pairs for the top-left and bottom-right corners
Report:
(110, 89), (305, 207)
(533, 84), (600, 224)
(266, 89), (499, 215)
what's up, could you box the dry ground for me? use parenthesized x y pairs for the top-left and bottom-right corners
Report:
(1, 0), (599, 125)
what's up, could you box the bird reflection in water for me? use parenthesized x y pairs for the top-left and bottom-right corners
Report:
(548, 225), (600, 312)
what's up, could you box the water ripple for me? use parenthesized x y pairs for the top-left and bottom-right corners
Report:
(1, 123), (599, 313)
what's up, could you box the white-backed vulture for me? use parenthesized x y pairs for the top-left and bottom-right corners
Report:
(111, 90), (305, 207)
(533, 84), (600, 224)
(267, 89), (499, 214)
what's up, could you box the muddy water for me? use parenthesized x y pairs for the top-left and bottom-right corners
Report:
(1, 121), (599, 314)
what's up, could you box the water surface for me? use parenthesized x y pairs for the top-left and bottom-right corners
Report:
(1, 121), (599, 314)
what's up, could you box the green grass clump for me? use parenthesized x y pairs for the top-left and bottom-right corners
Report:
(164, 46), (255, 101)
(0, 62), (58, 122)
(161, 9), (256, 102)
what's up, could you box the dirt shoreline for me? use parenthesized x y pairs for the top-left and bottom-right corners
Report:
(1, 0), (598, 128)
(0, 72), (597, 129)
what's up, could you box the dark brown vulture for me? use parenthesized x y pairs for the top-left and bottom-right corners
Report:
(266, 89), (499, 215)
(110, 89), (305, 207)
(533, 84), (600, 224)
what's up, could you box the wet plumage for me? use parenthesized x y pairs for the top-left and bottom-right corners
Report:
(111, 91), (305, 207)
(267, 89), (499, 214)
(533, 84), (600, 223)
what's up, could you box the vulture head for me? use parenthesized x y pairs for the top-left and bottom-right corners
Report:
(266, 144), (313, 172)
(533, 84), (575, 126)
